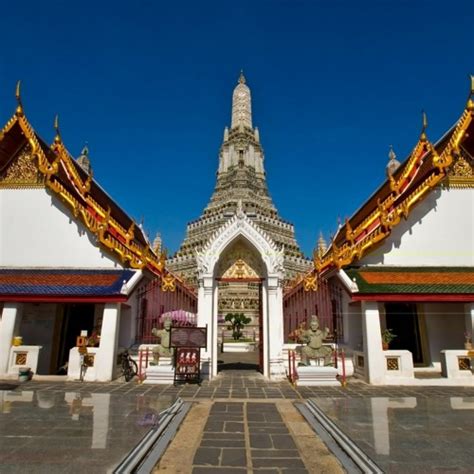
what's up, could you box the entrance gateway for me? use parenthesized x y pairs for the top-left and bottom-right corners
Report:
(195, 209), (286, 378)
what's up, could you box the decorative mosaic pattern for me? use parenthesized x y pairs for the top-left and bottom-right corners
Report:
(386, 357), (400, 371)
(458, 357), (471, 371)
(15, 352), (27, 365)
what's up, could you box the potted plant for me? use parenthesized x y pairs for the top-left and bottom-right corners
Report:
(225, 313), (251, 341)
(381, 328), (397, 350)
(464, 331), (472, 350)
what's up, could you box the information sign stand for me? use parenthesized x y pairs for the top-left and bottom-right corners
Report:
(170, 326), (207, 386)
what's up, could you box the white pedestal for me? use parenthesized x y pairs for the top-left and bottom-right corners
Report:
(384, 350), (414, 381)
(441, 350), (473, 378)
(143, 365), (174, 384)
(296, 366), (340, 386)
(8, 345), (42, 375)
(67, 347), (100, 382)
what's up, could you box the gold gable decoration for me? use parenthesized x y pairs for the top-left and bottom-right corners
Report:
(222, 258), (259, 279)
(445, 147), (474, 188)
(0, 144), (44, 188)
(161, 273), (176, 292)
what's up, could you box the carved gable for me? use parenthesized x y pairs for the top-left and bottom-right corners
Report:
(0, 144), (43, 188)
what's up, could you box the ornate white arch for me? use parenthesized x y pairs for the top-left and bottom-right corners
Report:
(196, 209), (286, 381)
(195, 211), (284, 278)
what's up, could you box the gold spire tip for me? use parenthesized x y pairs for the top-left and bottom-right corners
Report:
(53, 114), (62, 144)
(15, 80), (21, 100)
(238, 70), (246, 84)
(15, 80), (23, 115)
(420, 110), (428, 141)
(467, 75), (474, 111)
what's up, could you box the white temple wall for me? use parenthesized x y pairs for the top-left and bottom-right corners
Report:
(0, 188), (120, 268)
(423, 302), (465, 364)
(359, 188), (474, 266)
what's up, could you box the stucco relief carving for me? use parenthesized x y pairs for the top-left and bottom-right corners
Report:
(0, 145), (43, 187)
(195, 213), (284, 279)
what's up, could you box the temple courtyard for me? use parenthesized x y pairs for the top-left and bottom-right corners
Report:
(1, 371), (474, 473)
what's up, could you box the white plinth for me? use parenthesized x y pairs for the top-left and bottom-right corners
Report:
(222, 342), (256, 353)
(441, 350), (473, 378)
(8, 345), (42, 375)
(296, 366), (340, 386)
(143, 365), (174, 384)
(67, 347), (100, 382)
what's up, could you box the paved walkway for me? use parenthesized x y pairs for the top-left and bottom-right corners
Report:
(3, 371), (474, 473)
(157, 400), (342, 473)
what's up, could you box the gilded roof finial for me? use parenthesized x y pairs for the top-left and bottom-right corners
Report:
(15, 80), (23, 116)
(420, 110), (428, 142)
(53, 114), (62, 145)
(467, 74), (474, 111)
(77, 142), (92, 174)
(239, 70), (246, 84)
(386, 144), (401, 176)
(388, 144), (396, 161)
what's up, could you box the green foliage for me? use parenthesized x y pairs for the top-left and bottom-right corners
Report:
(381, 328), (397, 344)
(224, 312), (252, 340)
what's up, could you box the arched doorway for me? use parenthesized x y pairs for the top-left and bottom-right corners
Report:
(196, 211), (285, 379)
(215, 237), (265, 372)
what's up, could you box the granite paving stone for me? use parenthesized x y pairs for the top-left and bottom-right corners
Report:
(201, 439), (246, 448)
(249, 434), (272, 448)
(193, 447), (221, 466)
(220, 448), (247, 467)
(204, 420), (225, 432)
(251, 449), (300, 458)
(252, 458), (307, 469)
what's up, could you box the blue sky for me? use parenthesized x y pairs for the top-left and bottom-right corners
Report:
(1, 1), (473, 256)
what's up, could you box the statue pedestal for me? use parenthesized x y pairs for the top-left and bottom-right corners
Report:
(296, 366), (340, 386)
(143, 364), (174, 384)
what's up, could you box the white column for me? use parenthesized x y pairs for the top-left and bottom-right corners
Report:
(267, 275), (285, 379)
(465, 303), (474, 342)
(197, 275), (213, 379)
(0, 303), (23, 375)
(361, 301), (385, 384)
(96, 303), (121, 382)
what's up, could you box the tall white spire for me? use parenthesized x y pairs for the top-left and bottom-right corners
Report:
(231, 71), (252, 129)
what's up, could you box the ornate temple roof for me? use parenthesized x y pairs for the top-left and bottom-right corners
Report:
(346, 266), (474, 300)
(0, 268), (135, 301)
(0, 84), (195, 296)
(313, 79), (474, 276)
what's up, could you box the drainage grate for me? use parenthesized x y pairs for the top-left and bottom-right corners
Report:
(114, 398), (192, 474)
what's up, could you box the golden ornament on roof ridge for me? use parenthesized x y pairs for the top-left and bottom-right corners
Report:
(15, 80), (23, 116)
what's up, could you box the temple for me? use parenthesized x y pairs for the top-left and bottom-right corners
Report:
(0, 75), (473, 385)
(167, 72), (311, 287)
(167, 73), (311, 348)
